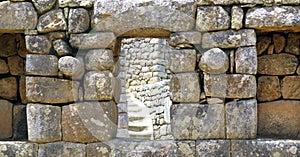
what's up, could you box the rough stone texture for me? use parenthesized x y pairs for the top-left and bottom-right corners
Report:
(231, 140), (300, 156)
(196, 140), (230, 157)
(0, 59), (9, 74)
(19, 76), (27, 104)
(62, 101), (118, 143)
(25, 35), (51, 54)
(199, 48), (229, 74)
(226, 99), (257, 139)
(58, 56), (84, 79)
(246, 6), (300, 31)
(38, 142), (86, 157)
(0, 77), (17, 100)
(167, 49), (196, 73)
(257, 36), (271, 55)
(32, 0), (56, 14)
(59, 0), (94, 8)
(70, 32), (116, 49)
(68, 8), (90, 33)
(258, 100), (300, 139)
(176, 141), (195, 157)
(258, 53), (298, 75)
(53, 39), (72, 56)
(37, 9), (67, 33)
(196, 6), (230, 32)
(169, 32), (202, 48)
(26, 54), (58, 76)
(281, 76), (300, 99)
(8, 55), (25, 76)
(170, 73), (200, 103)
(204, 74), (256, 98)
(232, 6), (244, 30)
(257, 76), (281, 102)
(0, 2), (37, 32)
(26, 77), (79, 104)
(84, 71), (121, 102)
(0, 99), (12, 139)
(85, 49), (114, 71)
(171, 103), (225, 140)
(0, 34), (17, 57)
(27, 103), (61, 143)
(298, 65), (300, 75)
(285, 33), (300, 55)
(267, 44), (275, 54)
(235, 46), (257, 74)
(86, 142), (111, 157)
(13, 105), (27, 140)
(273, 34), (286, 53)
(202, 29), (256, 48)
(0, 142), (38, 157)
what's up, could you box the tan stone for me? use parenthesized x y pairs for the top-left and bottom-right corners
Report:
(273, 34), (286, 53)
(257, 76), (281, 102)
(0, 77), (17, 100)
(8, 55), (25, 76)
(0, 99), (12, 139)
(85, 49), (115, 71)
(0, 34), (17, 57)
(16, 34), (28, 58)
(285, 33), (300, 55)
(86, 142), (111, 157)
(70, 32), (116, 50)
(19, 76), (27, 104)
(25, 35), (52, 54)
(256, 36), (271, 55)
(0, 59), (9, 74)
(281, 76), (300, 99)
(267, 44), (274, 55)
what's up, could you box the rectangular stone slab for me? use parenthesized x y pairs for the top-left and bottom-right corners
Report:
(196, 140), (230, 156)
(38, 142), (86, 157)
(0, 142), (38, 157)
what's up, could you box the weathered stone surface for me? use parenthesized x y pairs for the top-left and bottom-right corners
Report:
(196, 6), (230, 32)
(0, 99), (12, 139)
(273, 34), (286, 53)
(226, 99), (257, 139)
(27, 103), (61, 143)
(70, 32), (116, 49)
(298, 65), (300, 75)
(231, 140), (300, 156)
(84, 71), (121, 102)
(0, 34), (17, 57)
(171, 103), (225, 140)
(37, 9), (67, 33)
(86, 142), (111, 157)
(85, 49), (114, 71)
(26, 77), (79, 104)
(196, 140), (230, 157)
(49, 32), (66, 40)
(246, 6), (300, 31)
(285, 33), (300, 55)
(258, 100), (300, 139)
(281, 76), (300, 99)
(32, 0), (56, 14)
(59, 0), (94, 8)
(267, 44), (274, 54)
(232, 6), (243, 30)
(257, 76), (281, 102)
(0, 77), (17, 100)
(26, 54), (58, 76)
(202, 29), (256, 48)
(235, 46), (257, 74)
(170, 73), (200, 102)
(13, 105), (27, 140)
(0, 142), (38, 157)
(8, 55), (25, 76)
(0, 59), (9, 74)
(0, 2), (37, 32)
(19, 76), (27, 104)
(58, 56), (84, 79)
(25, 35), (51, 54)
(167, 49), (196, 73)
(68, 8), (90, 33)
(53, 39), (72, 56)
(176, 141), (195, 157)
(258, 53), (298, 75)
(204, 74), (256, 98)
(38, 142), (86, 157)
(169, 32), (201, 48)
(199, 48), (229, 74)
(257, 36), (271, 55)
(62, 101), (118, 143)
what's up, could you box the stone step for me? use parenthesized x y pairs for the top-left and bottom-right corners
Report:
(128, 130), (153, 140)
(128, 125), (149, 132)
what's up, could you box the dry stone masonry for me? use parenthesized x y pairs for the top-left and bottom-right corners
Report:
(0, 0), (299, 156)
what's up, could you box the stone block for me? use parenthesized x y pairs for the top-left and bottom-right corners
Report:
(25, 35), (51, 54)
(59, 0), (94, 8)
(0, 142), (38, 157)
(86, 142), (111, 157)
(258, 53), (298, 75)
(257, 76), (281, 102)
(285, 33), (300, 55)
(175, 141), (196, 157)
(0, 59), (9, 74)
(32, 0), (56, 14)
(27, 104), (61, 143)
(68, 8), (90, 33)
(8, 55), (25, 76)
(0, 34), (17, 57)
(196, 140), (230, 157)
(53, 39), (72, 56)
(171, 103), (225, 140)
(166, 49), (196, 73)
(273, 34), (286, 53)
(26, 54), (58, 76)
(170, 73), (200, 103)
(202, 29), (256, 48)
(169, 32), (202, 48)
(258, 100), (300, 139)
(37, 9), (67, 33)
(199, 48), (229, 74)
(232, 6), (244, 30)
(13, 105), (27, 140)
(38, 142), (86, 157)
(225, 99), (257, 139)
(85, 49), (115, 71)
(62, 101), (118, 143)
(70, 32), (116, 49)
(0, 77), (17, 100)
(58, 56), (84, 79)
(257, 36), (271, 55)
(281, 76), (300, 99)
(26, 77), (79, 104)
(19, 76), (27, 104)
(0, 99), (12, 139)
(235, 46), (257, 74)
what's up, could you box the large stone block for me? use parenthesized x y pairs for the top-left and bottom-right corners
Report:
(199, 48), (229, 74)
(257, 76), (281, 102)
(37, 9), (67, 33)
(281, 76), (300, 99)
(175, 141), (195, 157)
(26, 54), (58, 76)
(86, 142), (111, 157)
(27, 104), (61, 143)
(246, 6), (300, 31)
(0, 99), (12, 139)
(0, 34), (17, 57)
(58, 56), (84, 79)
(25, 35), (52, 54)
(32, 0), (56, 14)
(0, 142), (38, 157)
(166, 49), (196, 73)
(170, 73), (200, 103)
(85, 49), (115, 71)
(171, 103), (225, 140)
(196, 140), (230, 157)
(235, 46), (257, 74)
(68, 8), (90, 33)
(0, 77), (17, 100)
(13, 105), (27, 140)
(285, 33), (300, 55)
(62, 101), (118, 143)
(8, 55), (25, 76)
(70, 32), (116, 49)
(169, 32), (202, 48)
(232, 6), (244, 30)
(0, 2), (37, 32)
(258, 100), (300, 139)
(53, 39), (72, 56)
(26, 77), (79, 104)
(38, 142), (86, 157)
(225, 99), (257, 139)
(0, 59), (9, 74)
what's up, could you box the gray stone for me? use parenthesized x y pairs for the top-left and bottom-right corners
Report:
(199, 48), (229, 74)
(225, 99), (257, 139)
(62, 101), (118, 143)
(232, 6), (244, 30)
(26, 54), (58, 76)
(285, 33), (300, 55)
(0, 2), (37, 32)
(85, 49), (115, 71)
(171, 103), (225, 140)
(26, 77), (79, 104)
(32, 0), (56, 14)
(202, 29), (256, 48)
(257, 76), (281, 102)
(196, 6), (230, 32)
(170, 73), (200, 103)
(86, 142), (111, 157)
(196, 140), (230, 157)
(0, 142), (38, 157)
(235, 46), (257, 74)
(246, 6), (300, 31)
(169, 32), (202, 48)
(8, 55), (25, 76)
(59, 0), (94, 8)
(257, 36), (271, 55)
(0, 34), (17, 57)
(167, 49), (196, 73)
(37, 9), (67, 33)
(68, 8), (90, 33)
(0, 59), (9, 74)
(27, 103), (61, 143)
(0, 100), (12, 139)
(25, 35), (51, 54)
(53, 39), (72, 56)
(58, 56), (84, 79)
(176, 141), (195, 157)
(70, 32), (116, 49)
(0, 77), (17, 100)
(281, 76), (300, 99)
(38, 142), (86, 157)
(13, 105), (27, 140)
